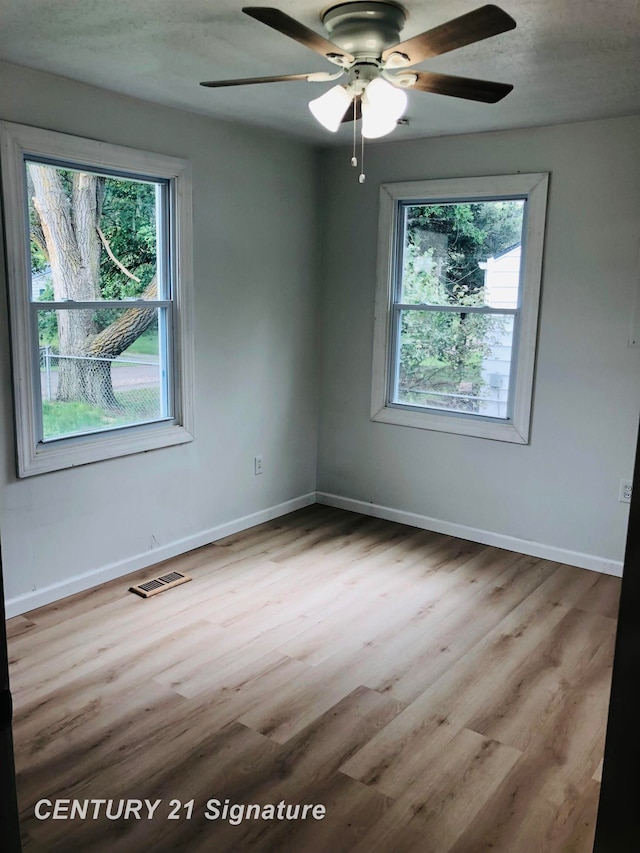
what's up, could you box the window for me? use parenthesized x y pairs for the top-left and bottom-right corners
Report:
(372, 173), (548, 443)
(0, 122), (194, 476)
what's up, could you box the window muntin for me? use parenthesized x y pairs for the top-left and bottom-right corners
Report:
(371, 174), (548, 443)
(0, 121), (194, 476)
(390, 199), (525, 421)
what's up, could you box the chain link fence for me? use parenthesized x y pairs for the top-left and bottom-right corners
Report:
(40, 346), (162, 423)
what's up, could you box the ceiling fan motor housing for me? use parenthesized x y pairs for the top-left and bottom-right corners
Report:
(321, 1), (407, 59)
(202, 5), (516, 114)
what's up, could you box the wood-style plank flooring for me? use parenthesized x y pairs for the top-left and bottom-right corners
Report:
(7, 505), (621, 852)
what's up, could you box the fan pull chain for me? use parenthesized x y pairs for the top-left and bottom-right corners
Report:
(351, 98), (358, 167)
(359, 126), (365, 183)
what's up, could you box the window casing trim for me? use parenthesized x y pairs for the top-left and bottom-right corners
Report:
(0, 121), (195, 476)
(371, 173), (549, 444)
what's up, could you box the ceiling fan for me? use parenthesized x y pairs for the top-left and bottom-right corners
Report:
(201, 3), (516, 131)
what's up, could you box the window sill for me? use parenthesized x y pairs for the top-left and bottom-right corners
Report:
(19, 421), (194, 477)
(371, 402), (529, 443)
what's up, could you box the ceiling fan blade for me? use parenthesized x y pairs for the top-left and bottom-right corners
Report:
(408, 71), (513, 103)
(243, 7), (355, 66)
(382, 4), (516, 67)
(341, 96), (362, 123)
(200, 73), (315, 88)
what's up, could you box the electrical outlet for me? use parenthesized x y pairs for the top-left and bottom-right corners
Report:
(254, 455), (263, 476)
(619, 479), (633, 504)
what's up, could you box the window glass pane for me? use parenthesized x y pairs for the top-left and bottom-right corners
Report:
(27, 161), (163, 302)
(394, 310), (514, 418)
(399, 200), (525, 307)
(38, 307), (169, 440)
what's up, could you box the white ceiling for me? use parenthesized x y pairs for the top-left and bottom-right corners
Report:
(0, 0), (639, 144)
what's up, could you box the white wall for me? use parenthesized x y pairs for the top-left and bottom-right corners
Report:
(317, 117), (640, 574)
(0, 61), (320, 614)
(2, 61), (638, 615)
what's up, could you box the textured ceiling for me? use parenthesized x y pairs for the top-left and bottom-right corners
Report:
(0, 0), (639, 144)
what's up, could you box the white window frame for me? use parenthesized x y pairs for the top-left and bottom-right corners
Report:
(0, 121), (194, 477)
(371, 173), (549, 444)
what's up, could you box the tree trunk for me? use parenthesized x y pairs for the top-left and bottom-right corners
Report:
(84, 278), (159, 411)
(87, 279), (158, 359)
(29, 164), (105, 402)
(28, 164), (157, 412)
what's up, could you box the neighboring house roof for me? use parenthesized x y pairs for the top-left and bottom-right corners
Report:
(492, 241), (521, 261)
(31, 265), (52, 284)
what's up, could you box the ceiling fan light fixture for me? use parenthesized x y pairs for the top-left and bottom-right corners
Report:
(203, 3), (516, 163)
(361, 77), (407, 138)
(309, 84), (353, 132)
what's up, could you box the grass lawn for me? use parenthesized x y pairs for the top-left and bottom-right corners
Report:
(42, 387), (161, 439)
(124, 329), (158, 356)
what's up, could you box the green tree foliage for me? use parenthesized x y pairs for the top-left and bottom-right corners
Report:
(29, 164), (160, 418)
(405, 201), (523, 302)
(398, 201), (523, 410)
(37, 286), (57, 346)
(32, 171), (157, 339)
(98, 178), (157, 301)
(30, 240), (48, 273)
(31, 168), (156, 299)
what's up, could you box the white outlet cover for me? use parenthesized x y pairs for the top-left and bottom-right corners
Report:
(619, 479), (633, 503)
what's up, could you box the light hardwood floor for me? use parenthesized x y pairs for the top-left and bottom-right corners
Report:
(7, 505), (620, 852)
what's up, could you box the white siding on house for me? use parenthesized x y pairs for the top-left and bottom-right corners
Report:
(482, 245), (521, 309)
(30, 267), (51, 301)
(479, 244), (521, 418)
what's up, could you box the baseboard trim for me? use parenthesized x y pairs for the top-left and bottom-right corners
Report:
(6, 488), (622, 618)
(5, 492), (316, 618)
(316, 491), (624, 578)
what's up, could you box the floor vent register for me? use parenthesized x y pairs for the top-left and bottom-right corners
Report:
(129, 571), (192, 598)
